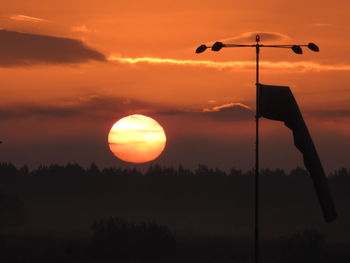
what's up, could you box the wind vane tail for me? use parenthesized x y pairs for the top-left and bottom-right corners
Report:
(258, 84), (337, 222)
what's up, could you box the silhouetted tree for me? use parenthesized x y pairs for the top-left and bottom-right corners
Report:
(195, 164), (214, 177)
(330, 167), (350, 179)
(261, 168), (285, 177)
(19, 165), (29, 176)
(229, 167), (243, 177)
(86, 162), (100, 177)
(64, 163), (85, 177)
(146, 163), (163, 177)
(178, 165), (193, 177)
(289, 166), (308, 177)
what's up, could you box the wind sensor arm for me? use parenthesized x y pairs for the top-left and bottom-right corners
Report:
(196, 41), (319, 54)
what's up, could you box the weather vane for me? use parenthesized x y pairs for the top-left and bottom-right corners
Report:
(196, 34), (336, 263)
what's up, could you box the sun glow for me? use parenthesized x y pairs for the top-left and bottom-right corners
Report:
(108, 114), (166, 163)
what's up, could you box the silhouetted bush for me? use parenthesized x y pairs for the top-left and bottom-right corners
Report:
(89, 217), (175, 261)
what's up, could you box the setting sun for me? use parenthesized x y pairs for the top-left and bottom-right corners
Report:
(108, 114), (166, 163)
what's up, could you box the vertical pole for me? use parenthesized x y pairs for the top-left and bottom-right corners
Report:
(254, 34), (260, 263)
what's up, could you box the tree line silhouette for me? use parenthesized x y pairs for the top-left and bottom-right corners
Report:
(1, 162), (350, 179)
(0, 163), (349, 262)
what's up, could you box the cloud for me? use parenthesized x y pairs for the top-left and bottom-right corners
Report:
(201, 103), (253, 121)
(8, 96), (348, 124)
(10, 15), (47, 23)
(0, 95), (151, 120)
(0, 30), (105, 66)
(72, 25), (90, 33)
(222, 31), (290, 43)
(203, 102), (252, 112)
(0, 96), (254, 123)
(309, 109), (350, 119)
(311, 23), (332, 27)
(160, 102), (254, 122)
(109, 55), (350, 72)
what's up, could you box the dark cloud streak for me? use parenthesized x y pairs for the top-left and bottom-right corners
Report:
(308, 109), (350, 119)
(0, 97), (254, 123)
(9, 97), (347, 124)
(0, 30), (105, 66)
(159, 104), (254, 122)
(0, 96), (133, 120)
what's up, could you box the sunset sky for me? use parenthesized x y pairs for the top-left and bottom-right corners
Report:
(0, 0), (349, 172)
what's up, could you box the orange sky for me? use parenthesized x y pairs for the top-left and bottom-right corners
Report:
(0, 0), (349, 171)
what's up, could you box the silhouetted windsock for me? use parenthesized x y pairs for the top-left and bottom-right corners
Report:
(258, 84), (337, 222)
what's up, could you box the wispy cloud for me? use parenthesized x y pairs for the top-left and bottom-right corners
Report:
(203, 103), (252, 112)
(10, 14), (47, 23)
(311, 23), (332, 27)
(72, 25), (90, 33)
(0, 95), (159, 120)
(109, 56), (350, 72)
(309, 109), (350, 119)
(222, 31), (290, 43)
(159, 102), (253, 122)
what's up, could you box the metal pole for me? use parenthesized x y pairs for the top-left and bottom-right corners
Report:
(196, 36), (319, 263)
(254, 34), (260, 263)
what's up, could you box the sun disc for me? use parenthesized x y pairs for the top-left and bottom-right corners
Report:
(108, 114), (166, 163)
